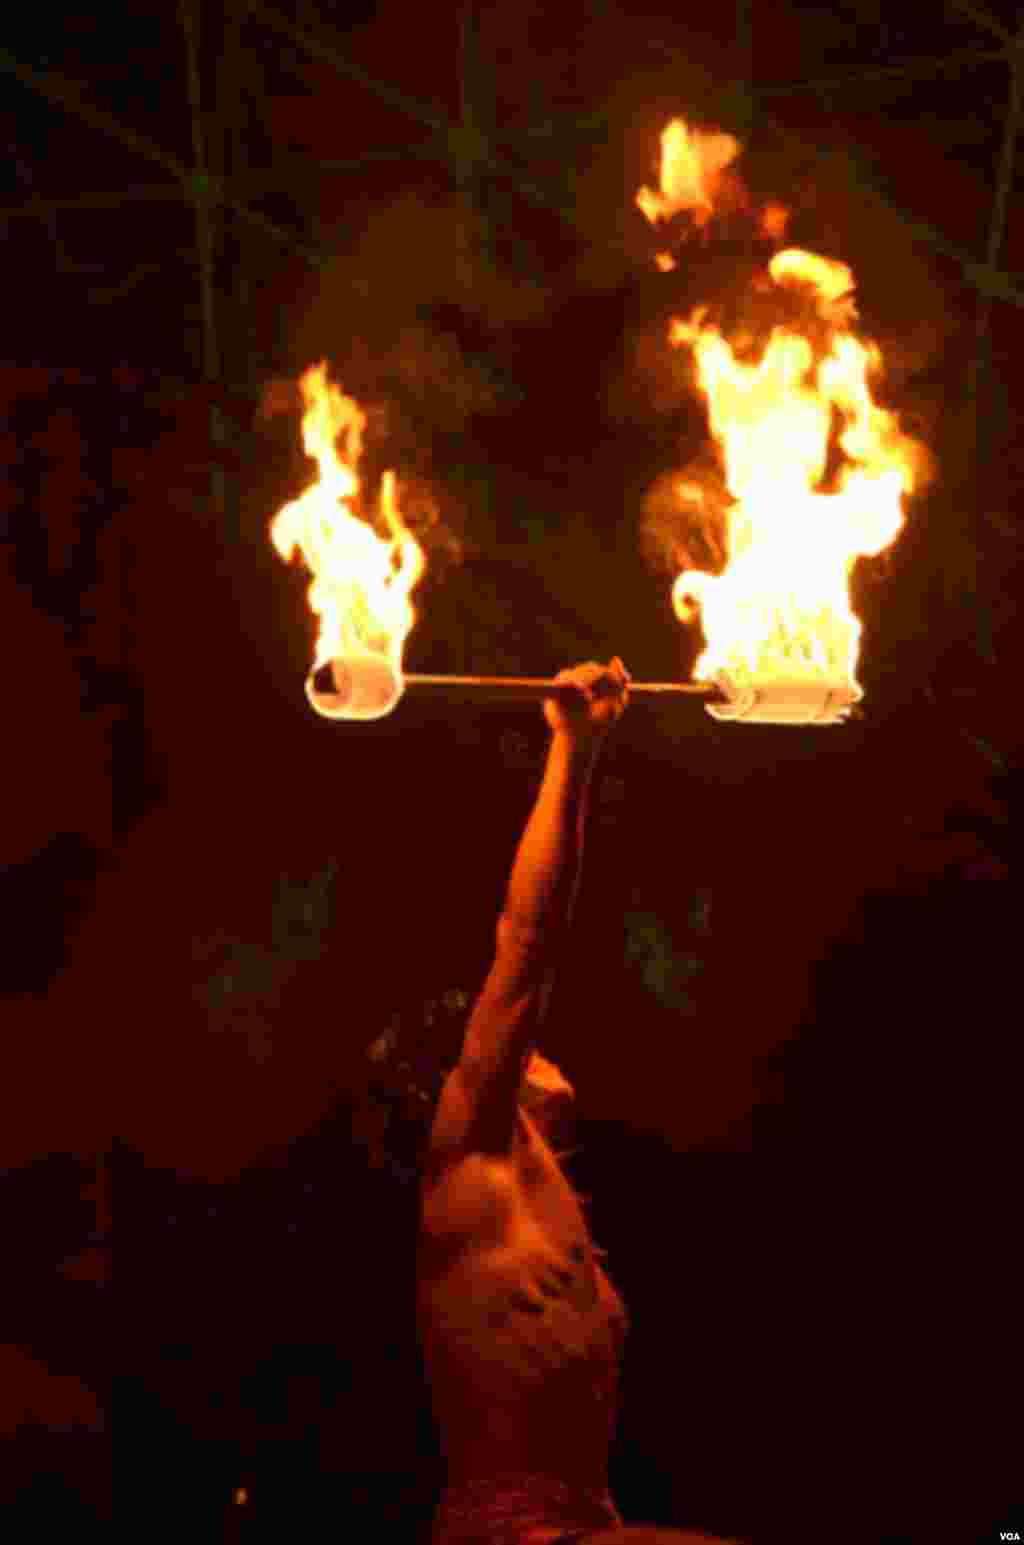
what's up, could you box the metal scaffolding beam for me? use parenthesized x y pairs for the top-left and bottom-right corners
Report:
(4, 10), (1024, 311)
(759, 45), (1007, 99)
(239, 1), (1024, 310)
(949, 20), (1024, 647)
(947, 0), (1015, 48)
(0, 42), (322, 264)
(179, 0), (227, 517)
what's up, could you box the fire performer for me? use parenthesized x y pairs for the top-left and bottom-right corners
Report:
(356, 657), (738, 1545)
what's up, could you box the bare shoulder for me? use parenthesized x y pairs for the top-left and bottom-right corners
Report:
(420, 1151), (519, 1256)
(419, 1069), (523, 1263)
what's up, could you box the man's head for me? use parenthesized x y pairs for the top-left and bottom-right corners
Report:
(353, 991), (469, 1186)
(353, 997), (577, 1182)
(519, 1050), (576, 1143)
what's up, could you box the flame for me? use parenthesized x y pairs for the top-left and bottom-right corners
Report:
(270, 363), (424, 715)
(637, 121), (926, 707)
(636, 120), (741, 230)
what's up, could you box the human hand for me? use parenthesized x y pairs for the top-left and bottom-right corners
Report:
(543, 658), (631, 744)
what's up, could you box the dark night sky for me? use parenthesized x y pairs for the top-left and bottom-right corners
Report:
(2, 3), (1021, 1540)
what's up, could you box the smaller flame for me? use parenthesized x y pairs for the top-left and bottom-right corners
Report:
(636, 120), (741, 230)
(270, 364), (424, 717)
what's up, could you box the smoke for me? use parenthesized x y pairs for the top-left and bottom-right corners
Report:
(259, 376), (303, 422)
(639, 450), (730, 613)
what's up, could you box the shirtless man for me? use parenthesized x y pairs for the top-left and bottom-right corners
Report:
(415, 659), (736, 1545)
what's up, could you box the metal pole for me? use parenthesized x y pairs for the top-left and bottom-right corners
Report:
(180, 0), (226, 519)
(404, 674), (723, 702)
(219, 0), (253, 395)
(951, 21), (1024, 655)
(456, 1), (480, 302)
(735, 0), (755, 135)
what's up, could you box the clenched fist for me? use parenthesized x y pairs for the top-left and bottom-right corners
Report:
(543, 657), (631, 744)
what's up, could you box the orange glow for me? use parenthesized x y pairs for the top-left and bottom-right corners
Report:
(760, 201), (790, 241)
(636, 119), (741, 230)
(638, 122), (927, 711)
(270, 363), (424, 719)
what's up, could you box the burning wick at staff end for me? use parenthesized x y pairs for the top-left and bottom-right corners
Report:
(307, 655), (404, 721)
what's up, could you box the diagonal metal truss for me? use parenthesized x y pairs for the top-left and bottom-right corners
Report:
(2, 0), (1021, 648)
(3, 3), (1023, 307)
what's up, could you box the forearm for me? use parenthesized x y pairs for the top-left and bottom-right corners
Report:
(500, 731), (599, 941)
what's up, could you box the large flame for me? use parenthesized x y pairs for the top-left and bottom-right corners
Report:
(270, 363), (424, 717)
(638, 120), (926, 706)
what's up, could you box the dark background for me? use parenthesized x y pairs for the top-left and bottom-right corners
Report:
(1, 2), (1021, 1541)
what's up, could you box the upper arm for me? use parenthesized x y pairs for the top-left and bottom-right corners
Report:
(430, 916), (554, 1162)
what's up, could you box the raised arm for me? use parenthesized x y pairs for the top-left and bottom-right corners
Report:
(433, 659), (630, 1162)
